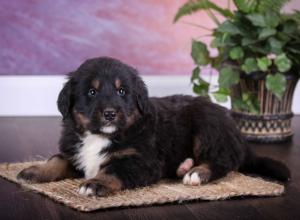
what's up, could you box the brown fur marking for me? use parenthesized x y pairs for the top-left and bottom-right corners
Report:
(17, 155), (78, 183)
(79, 171), (122, 196)
(111, 148), (138, 158)
(115, 78), (121, 89)
(73, 110), (90, 131)
(93, 170), (123, 192)
(91, 79), (100, 89)
(100, 148), (139, 169)
(125, 109), (141, 128)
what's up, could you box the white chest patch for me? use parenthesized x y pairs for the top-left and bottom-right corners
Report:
(74, 132), (111, 179)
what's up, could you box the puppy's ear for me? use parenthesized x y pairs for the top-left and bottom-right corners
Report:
(57, 77), (74, 119)
(134, 75), (150, 114)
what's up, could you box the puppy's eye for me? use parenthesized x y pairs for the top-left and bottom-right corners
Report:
(117, 87), (126, 96)
(88, 88), (97, 97)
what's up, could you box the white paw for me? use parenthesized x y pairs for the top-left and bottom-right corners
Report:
(78, 185), (94, 196)
(183, 172), (201, 186)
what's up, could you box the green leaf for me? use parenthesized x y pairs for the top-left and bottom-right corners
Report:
(211, 33), (235, 47)
(277, 32), (290, 43)
(232, 92), (260, 114)
(266, 73), (287, 99)
(191, 66), (210, 96)
(232, 97), (249, 111)
(246, 13), (267, 27)
(258, 0), (290, 13)
(242, 58), (259, 74)
(248, 44), (271, 54)
(213, 93), (228, 102)
(265, 11), (280, 27)
(211, 37), (220, 48)
(193, 83), (209, 96)
(193, 78), (209, 96)
(211, 56), (223, 69)
(283, 19), (298, 34)
(234, 0), (258, 13)
(242, 38), (257, 46)
(249, 97), (260, 114)
(229, 47), (244, 60)
(191, 40), (210, 65)
(218, 67), (240, 88)
(191, 66), (209, 96)
(257, 57), (272, 71)
(268, 37), (283, 54)
(232, 98), (244, 110)
(287, 46), (300, 55)
(287, 10), (300, 24)
(174, 0), (233, 22)
(191, 66), (200, 83)
(217, 21), (241, 35)
(258, 28), (276, 39)
(242, 93), (250, 101)
(274, 53), (292, 72)
(212, 88), (230, 102)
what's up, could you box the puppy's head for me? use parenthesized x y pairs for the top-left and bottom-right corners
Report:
(57, 57), (149, 135)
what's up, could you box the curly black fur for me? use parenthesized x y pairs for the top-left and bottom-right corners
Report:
(18, 57), (291, 193)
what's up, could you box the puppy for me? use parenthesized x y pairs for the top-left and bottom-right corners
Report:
(17, 57), (290, 196)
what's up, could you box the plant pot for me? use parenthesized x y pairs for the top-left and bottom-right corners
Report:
(230, 72), (299, 143)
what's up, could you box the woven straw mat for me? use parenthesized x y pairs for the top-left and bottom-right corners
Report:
(0, 161), (284, 212)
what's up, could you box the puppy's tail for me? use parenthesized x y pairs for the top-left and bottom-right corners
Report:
(239, 148), (291, 182)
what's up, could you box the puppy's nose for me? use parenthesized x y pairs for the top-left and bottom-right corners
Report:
(103, 109), (116, 121)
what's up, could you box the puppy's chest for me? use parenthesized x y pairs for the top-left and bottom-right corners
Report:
(74, 133), (111, 179)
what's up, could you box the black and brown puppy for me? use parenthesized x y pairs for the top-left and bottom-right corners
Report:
(17, 57), (290, 196)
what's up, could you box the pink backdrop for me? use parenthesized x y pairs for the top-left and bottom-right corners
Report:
(0, 0), (298, 75)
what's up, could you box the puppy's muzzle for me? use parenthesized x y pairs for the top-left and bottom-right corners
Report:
(103, 108), (117, 122)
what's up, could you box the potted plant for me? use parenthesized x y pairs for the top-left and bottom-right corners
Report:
(174, 0), (300, 143)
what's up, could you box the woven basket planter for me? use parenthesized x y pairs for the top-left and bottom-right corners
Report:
(230, 72), (299, 143)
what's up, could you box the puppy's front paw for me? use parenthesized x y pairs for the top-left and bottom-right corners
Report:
(78, 179), (111, 197)
(176, 158), (194, 177)
(17, 166), (44, 183)
(182, 165), (211, 186)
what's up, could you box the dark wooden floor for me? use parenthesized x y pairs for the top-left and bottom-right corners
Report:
(0, 116), (300, 220)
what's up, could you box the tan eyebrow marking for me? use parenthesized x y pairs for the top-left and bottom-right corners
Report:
(91, 79), (100, 89)
(115, 78), (121, 89)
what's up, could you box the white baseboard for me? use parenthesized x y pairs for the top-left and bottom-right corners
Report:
(0, 75), (299, 116)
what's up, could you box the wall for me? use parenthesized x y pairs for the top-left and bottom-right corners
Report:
(1, 0), (299, 76)
(1, 0), (220, 76)
(0, 0), (299, 115)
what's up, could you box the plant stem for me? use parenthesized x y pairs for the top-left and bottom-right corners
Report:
(206, 9), (221, 25)
(223, 63), (241, 70)
(180, 21), (212, 31)
(209, 66), (213, 92)
(195, 34), (213, 39)
(227, 0), (231, 10)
